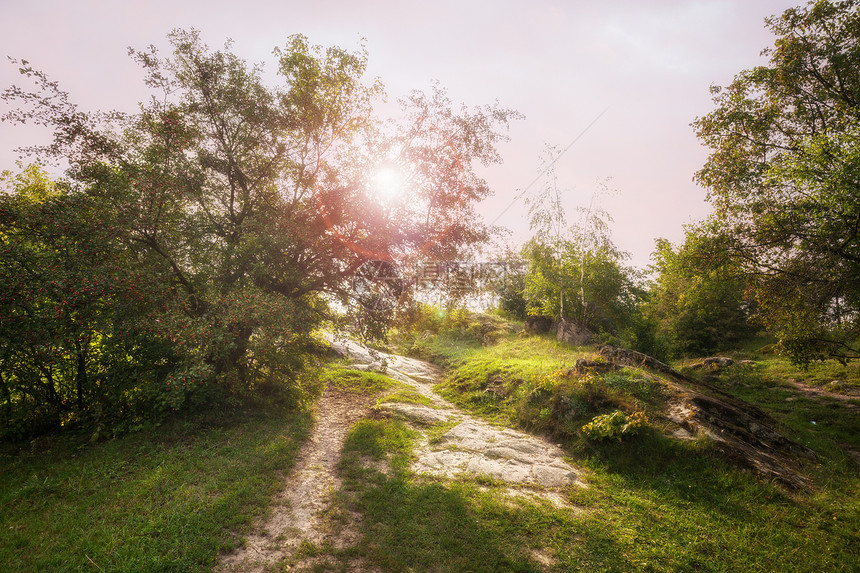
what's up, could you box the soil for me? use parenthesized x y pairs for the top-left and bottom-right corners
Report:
(784, 380), (860, 412)
(217, 386), (376, 572)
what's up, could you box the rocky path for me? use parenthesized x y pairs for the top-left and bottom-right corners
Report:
(217, 339), (584, 571)
(330, 339), (585, 494)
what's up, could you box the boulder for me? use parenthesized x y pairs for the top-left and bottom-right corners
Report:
(524, 315), (553, 334)
(689, 356), (735, 372)
(557, 319), (593, 345)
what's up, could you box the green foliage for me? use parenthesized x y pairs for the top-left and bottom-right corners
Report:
(1, 30), (519, 438)
(392, 304), (513, 357)
(645, 227), (757, 358)
(487, 248), (528, 320)
(580, 409), (650, 441)
(520, 164), (641, 340)
(523, 238), (635, 332)
(693, 0), (860, 365)
(0, 166), (178, 438)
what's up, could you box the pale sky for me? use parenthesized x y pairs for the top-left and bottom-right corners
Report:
(0, 0), (800, 269)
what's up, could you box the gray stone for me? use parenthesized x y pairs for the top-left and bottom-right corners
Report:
(557, 319), (593, 345)
(378, 402), (451, 425)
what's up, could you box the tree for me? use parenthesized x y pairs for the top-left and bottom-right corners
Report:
(644, 226), (757, 357)
(0, 166), (171, 436)
(522, 150), (636, 336)
(1, 30), (519, 434)
(693, 0), (860, 364)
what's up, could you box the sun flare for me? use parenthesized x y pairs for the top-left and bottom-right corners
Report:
(370, 163), (407, 201)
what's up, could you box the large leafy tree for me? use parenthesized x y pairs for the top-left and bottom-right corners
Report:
(693, 0), (860, 364)
(1, 30), (518, 433)
(645, 227), (757, 357)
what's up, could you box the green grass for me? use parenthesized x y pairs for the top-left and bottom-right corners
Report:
(678, 344), (860, 392)
(756, 355), (860, 390)
(337, 418), (550, 572)
(5, 329), (857, 572)
(431, 333), (591, 424)
(317, 363), (397, 395)
(376, 387), (436, 408)
(685, 361), (860, 472)
(329, 413), (859, 572)
(431, 332), (666, 439)
(0, 406), (311, 572)
(332, 328), (858, 572)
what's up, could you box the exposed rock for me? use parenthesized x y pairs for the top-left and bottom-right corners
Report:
(595, 345), (691, 383)
(524, 315), (553, 334)
(415, 420), (584, 488)
(330, 338), (586, 492)
(570, 358), (620, 376)
(825, 380), (844, 392)
(557, 319), (593, 345)
(596, 344), (817, 491)
(689, 356), (735, 372)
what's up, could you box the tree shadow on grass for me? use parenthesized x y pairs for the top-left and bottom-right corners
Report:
(585, 432), (785, 516)
(336, 419), (611, 573)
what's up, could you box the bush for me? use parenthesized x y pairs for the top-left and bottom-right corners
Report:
(581, 409), (650, 441)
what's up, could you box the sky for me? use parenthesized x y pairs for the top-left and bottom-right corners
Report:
(0, 0), (801, 270)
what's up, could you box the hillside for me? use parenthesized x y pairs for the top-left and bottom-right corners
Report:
(1, 325), (858, 571)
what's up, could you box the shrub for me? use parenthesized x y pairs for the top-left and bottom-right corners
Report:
(581, 409), (650, 441)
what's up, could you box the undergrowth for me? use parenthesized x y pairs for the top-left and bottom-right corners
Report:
(431, 332), (664, 441)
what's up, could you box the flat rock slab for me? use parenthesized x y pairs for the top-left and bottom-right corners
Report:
(330, 335), (585, 490)
(378, 402), (453, 425)
(415, 420), (582, 488)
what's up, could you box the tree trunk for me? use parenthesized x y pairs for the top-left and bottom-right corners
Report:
(75, 340), (88, 410)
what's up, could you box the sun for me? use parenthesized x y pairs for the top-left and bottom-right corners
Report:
(370, 163), (407, 202)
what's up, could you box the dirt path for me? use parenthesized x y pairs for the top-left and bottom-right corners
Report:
(217, 339), (584, 571)
(217, 386), (375, 572)
(331, 339), (585, 495)
(785, 380), (860, 412)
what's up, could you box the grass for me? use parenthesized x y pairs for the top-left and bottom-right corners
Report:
(331, 414), (859, 572)
(685, 360), (860, 472)
(337, 418), (550, 572)
(755, 355), (860, 390)
(679, 342), (860, 391)
(376, 388), (436, 408)
(4, 327), (858, 572)
(0, 360), (398, 573)
(317, 363), (396, 395)
(432, 333), (666, 439)
(0, 405), (312, 572)
(318, 328), (859, 572)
